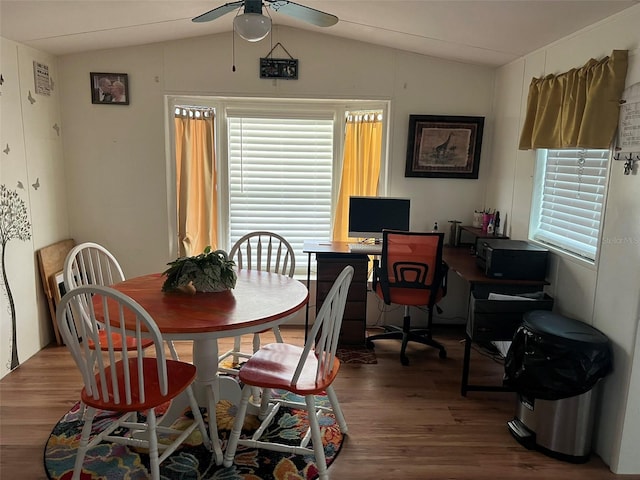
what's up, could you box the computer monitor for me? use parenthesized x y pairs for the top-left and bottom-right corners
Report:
(348, 196), (411, 240)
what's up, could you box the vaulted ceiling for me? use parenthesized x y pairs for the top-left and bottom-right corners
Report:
(1, 1), (638, 67)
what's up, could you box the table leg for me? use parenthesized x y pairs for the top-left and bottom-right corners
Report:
(461, 334), (472, 396)
(193, 338), (238, 464)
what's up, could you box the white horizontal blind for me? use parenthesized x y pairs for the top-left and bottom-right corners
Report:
(228, 116), (334, 273)
(531, 148), (610, 261)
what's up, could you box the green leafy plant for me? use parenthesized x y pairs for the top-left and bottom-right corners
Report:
(162, 246), (237, 293)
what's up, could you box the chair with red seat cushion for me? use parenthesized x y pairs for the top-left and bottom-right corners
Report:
(367, 230), (448, 365)
(64, 242), (178, 358)
(219, 231), (295, 373)
(56, 285), (211, 480)
(223, 265), (353, 480)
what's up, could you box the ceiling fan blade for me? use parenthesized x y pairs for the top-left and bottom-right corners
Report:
(192, 1), (244, 23)
(266, 1), (338, 27)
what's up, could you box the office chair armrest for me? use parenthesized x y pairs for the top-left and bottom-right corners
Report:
(439, 261), (449, 296)
(372, 260), (392, 305)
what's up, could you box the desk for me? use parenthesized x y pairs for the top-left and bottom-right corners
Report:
(303, 241), (377, 345)
(110, 269), (308, 462)
(444, 246), (549, 396)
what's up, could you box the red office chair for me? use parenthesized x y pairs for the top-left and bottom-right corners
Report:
(367, 230), (448, 365)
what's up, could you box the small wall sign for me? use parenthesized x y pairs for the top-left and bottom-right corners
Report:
(259, 42), (298, 80)
(33, 61), (51, 96)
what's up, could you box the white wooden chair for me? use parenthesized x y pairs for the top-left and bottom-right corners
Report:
(64, 242), (178, 360)
(219, 231), (295, 373)
(223, 265), (353, 480)
(56, 285), (211, 480)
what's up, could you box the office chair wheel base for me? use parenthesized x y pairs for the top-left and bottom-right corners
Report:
(439, 349), (447, 359)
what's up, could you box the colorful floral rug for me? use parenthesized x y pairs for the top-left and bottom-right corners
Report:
(44, 391), (343, 480)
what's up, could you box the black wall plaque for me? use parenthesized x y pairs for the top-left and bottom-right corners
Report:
(260, 58), (298, 79)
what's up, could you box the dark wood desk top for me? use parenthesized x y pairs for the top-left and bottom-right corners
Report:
(443, 246), (548, 286)
(303, 240), (380, 255)
(302, 240), (547, 287)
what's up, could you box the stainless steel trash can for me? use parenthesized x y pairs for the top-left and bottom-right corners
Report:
(504, 310), (612, 463)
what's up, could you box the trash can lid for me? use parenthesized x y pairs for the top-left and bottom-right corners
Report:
(522, 310), (609, 345)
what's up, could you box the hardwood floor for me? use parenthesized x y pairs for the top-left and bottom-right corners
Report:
(1, 325), (637, 479)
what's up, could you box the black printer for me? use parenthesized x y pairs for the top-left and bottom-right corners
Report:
(476, 239), (549, 280)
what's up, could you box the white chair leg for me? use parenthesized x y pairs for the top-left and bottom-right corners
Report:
(249, 334), (262, 402)
(232, 336), (242, 365)
(258, 388), (272, 420)
(167, 340), (179, 360)
(206, 384), (224, 465)
(223, 386), (252, 468)
(272, 326), (283, 343)
(73, 406), (96, 480)
(325, 385), (348, 433)
(186, 385), (211, 450)
(147, 408), (160, 480)
(305, 394), (328, 480)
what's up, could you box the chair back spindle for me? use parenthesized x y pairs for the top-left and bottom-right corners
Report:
(293, 265), (353, 387)
(65, 242), (125, 290)
(230, 231), (295, 277)
(57, 285), (168, 406)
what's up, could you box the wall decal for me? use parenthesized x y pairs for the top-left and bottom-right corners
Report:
(3, 144), (9, 155)
(31, 178), (40, 190)
(53, 124), (60, 136)
(0, 184), (33, 370)
(27, 91), (35, 104)
(16, 181), (24, 190)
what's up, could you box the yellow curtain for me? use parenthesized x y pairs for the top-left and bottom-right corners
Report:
(332, 113), (383, 241)
(519, 50), (628, 150)
(175, 109), (217, 257)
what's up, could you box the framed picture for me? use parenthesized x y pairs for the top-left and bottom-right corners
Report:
(90, 72), (129, 105)
(405, 115), (484, 178)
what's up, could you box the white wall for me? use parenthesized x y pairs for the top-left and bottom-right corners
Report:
(488, 5), (640, 474)
(0, 38), (70, 379)
(57, 26), (496, 327)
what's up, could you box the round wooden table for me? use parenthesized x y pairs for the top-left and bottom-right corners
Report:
(111, 269), (308, 463)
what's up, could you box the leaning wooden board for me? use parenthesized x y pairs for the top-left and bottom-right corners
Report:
(36, 239), (75, 345)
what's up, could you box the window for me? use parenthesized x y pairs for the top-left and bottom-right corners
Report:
(529, 148), (610, 262)
(169, 97), (388, 274)
(227, 114), (334, 271)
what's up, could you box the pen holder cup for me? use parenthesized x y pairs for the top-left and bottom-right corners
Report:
(473, 212), (483, 228)
(481, 213), (494, 233)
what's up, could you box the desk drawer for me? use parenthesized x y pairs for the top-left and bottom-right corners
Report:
(316, 253), (369, 278)
(316, 253), (368, 346)
(467, 293), (554, 342)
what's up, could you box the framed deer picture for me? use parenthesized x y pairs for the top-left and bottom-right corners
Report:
(405, 115), (484, 178)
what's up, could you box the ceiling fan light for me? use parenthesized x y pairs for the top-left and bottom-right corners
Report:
(234, 13), (271, 42)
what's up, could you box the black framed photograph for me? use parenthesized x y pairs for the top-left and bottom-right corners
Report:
(405, 115), (484, 178)
(90, 72), (129, 105)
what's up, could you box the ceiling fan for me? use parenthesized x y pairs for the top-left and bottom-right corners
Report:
(192, 0), (339, 42)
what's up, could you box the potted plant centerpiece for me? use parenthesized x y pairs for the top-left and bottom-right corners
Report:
(162, 246), (237, 293)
